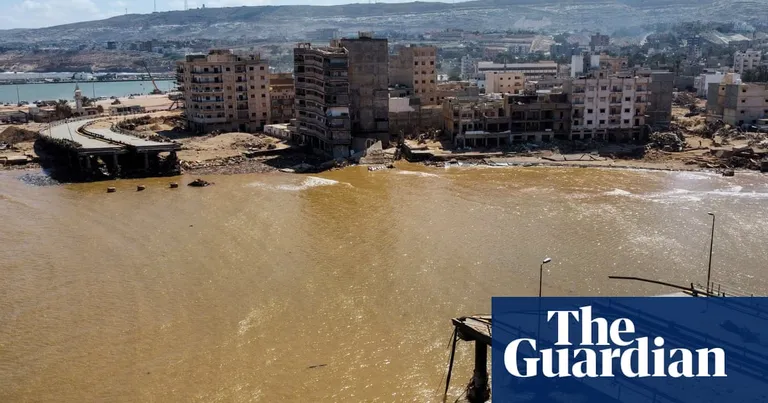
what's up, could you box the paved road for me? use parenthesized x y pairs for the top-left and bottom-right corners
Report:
(45, 119), (122, 151)
(86, 127), (174, 150)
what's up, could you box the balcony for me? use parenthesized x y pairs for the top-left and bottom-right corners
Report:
(191, 78), (222, 84)
(190, 98), (224, 103)
(189, 116), (227, 124)
(191, 87), (223, 94)
(573, 88), (585, 94)
(191, 70), (222, 75)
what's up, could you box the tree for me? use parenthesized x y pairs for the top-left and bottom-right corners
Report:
(53, 100), (73, 120)
(742, 66), (768, 83)
(81, 96), (95, 107)
(96, 105), (104, 114)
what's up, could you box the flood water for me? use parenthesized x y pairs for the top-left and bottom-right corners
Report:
(1, 165), (767, 402)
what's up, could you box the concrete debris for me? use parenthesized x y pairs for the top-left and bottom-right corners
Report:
(649, 131), (685, 151)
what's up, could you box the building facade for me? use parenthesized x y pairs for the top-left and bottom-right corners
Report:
(389, 45), (438, 106)
(269, 73), (295, 124)
(176, 49), (271, 133)
(293, 43), (351, 157)
(339, 33), (390, 149)
(707, 80), (768, 127)
(564, 73), (651, 141)
(733, 50), (762, 74)
(484, 71), (525, 94)
(476, 61), (558, 80)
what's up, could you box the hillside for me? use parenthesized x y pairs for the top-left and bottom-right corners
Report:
(0, 0), (762, 44)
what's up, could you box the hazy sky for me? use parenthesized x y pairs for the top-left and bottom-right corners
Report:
(1, 0), (450, 29)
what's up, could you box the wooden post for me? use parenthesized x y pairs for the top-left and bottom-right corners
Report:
(467, 341), (489, 403)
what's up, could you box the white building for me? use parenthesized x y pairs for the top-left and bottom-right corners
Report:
(476, 61), (557, 80)
(734, 50), (762, 74)
(460, 55), (477, 79)
(564, 73), (651, 141)
(694, 72), (740, 97)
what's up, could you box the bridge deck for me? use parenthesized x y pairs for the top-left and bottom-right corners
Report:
(87, 127), (179, 152)
(45, 120), (123, 153)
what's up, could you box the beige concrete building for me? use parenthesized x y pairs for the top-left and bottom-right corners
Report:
(734, 50), (762, 74)
(707, 79), (768, 127)
(176, 49), (270, 133)
(293, 33), (390, 157)
(338, 33), (390, 149)
(269, 73), (295, 124)
(564, 72), (651, 141)
(389, 45), (438, 106)
(293, 43), (351, 158)
(484, 71), (525, 94)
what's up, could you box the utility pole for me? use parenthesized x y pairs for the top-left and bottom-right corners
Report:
(154, 0), (157, 12)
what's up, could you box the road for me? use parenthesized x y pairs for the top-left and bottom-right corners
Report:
(45, 119), (122, 151)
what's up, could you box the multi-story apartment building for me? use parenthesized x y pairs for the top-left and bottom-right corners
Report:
(590, 33), (610, 52)
(564, 72), (650, 141)
(476, 61), (558, 80)
(176, 49), (270, 133)
(460, 55), (477, 80)
(269, 73), (295, 124)
(734, 50), (762, 74)
(389, 45), (438, 106)
(339, 33), (390, 149)
(293, 33), (390, 157)
(484, 71), (525, 94)
(442, 91), (570, 146)
(707, 78), (768, 127)
(293, 43), (351, 158)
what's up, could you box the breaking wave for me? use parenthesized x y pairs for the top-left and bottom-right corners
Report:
(248, 176), (345, 191)
(396, 170), (440, 178)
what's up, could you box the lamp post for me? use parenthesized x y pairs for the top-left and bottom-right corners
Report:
(537, 257), (552, 347)
(706, 212), (715, 294)
(539, 257), (552, 298)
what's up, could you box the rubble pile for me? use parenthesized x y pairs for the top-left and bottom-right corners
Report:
(672, 92), (698, 109)
(649, 131), (685, 151)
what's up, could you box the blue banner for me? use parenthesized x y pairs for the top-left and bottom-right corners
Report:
(491, 297), (768, 403)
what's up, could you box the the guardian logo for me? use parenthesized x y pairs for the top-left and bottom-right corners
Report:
(504, 306), (727, 378)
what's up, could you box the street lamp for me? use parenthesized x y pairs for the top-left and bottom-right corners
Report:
(539, 257), (552, 298)
(706, 212), (716, 294)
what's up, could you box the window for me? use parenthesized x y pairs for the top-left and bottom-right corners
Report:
(227, 86), (231, 90)
(587, 109), (593, 114)
(422, 80), (426, 84)
(260, 76), (265, 80)
(742, 88), (747, 93)
(228, 96), (232, 100)
(599, 109), (605, 113)
(260, 66), (264, 70)
(574, 120), (580, 125)
(229, 114), (233, 118)
(263, 112), (267, 117)
(600, 97), (606, 102)
(587, 97), (594, 102)
(587, 120), (593, 125)
(261, 94), (266, 98)
(262, 103), (266, 107)
(742, 99), (746, 103)
(624, 108), (629, 113)
(430, 98), (434, 102)
(249, 67), (254, 71)
(625, 85), (632, 90)
(624, 119), (629, 124)
(625, 97), (631, 102)
(422, 61), (426, 65)
(250, 76), (255, 80)
(261, 85), (265, 89)
(430, 61), (434, 65)
(250, 85), (255, 89)
(588, 86), (595, 91)
(599, 120), (605, 125)
(741, 110), (745, 114)
(226, 67), (230, 72)
(601, 86), (607, 91)
(251, 94), (255, 98)
(414, 62), (419, 66)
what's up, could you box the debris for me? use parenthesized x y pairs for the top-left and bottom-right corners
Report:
(188, 178), (213, 187)
(722, 169), (735, 177)
(137, 185), (146, 191)
(169, 182), (179, 188)
(107, 187), (116, 193)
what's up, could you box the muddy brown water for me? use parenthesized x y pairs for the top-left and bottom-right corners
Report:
(1, 164), (767, 402)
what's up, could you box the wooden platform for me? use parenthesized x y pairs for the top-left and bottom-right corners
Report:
(451, 315), (491, 346)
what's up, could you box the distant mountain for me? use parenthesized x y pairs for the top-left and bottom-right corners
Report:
(0, 0), (763, 44)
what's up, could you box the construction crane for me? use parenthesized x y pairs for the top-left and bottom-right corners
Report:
(136, 61), (164, 95)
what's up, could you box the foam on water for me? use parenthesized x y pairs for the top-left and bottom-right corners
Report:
(604, 188), (632, 196)
(248, 176), (345, 191)
(396, 170), (440, 178)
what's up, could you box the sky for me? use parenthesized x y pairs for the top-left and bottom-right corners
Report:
(0, 0), (451, 29)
